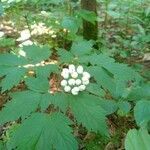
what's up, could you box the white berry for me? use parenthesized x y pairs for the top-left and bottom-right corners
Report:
(75, 79), (81, 85)
(83, 72), (90, 79)
(77, 65), (83, 74)
(68, 79), (76, 86)
(69, 64), (75, 73)
(71, 88), (79, 95)
(61, 65), (90, 95)
(73, 87), (80, 92)
(62, 68), (69, 73)
(64, 86), (71, 92)
(82, 80), (89, 85)
(71, 72), (78, 78)
(79, 85), (86, 91)
(82, 76), (89, 82)
(61, 80), (67, 86)
(61, 72), (69, 79)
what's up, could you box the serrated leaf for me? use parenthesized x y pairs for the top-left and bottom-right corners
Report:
(35, 64), (59, 78)
(61, 16), (79, 33)
(87, 54), (142, 98)
(128, 84), (150, 101)
(125, 129), (150, 150)
(52, 93), (70, 112)
(71, 40), (94, 56)
(99, 99), (117, 115)
(0, 45), (52, 92)
(0, 66), (14, 76)
(40, 92), (70, 112)
(70, 92), (108, 136)
(57, 48), (74, 63)
(0, 53), (27, 66)
(117, 101), (131, 116)
(77, 9), (97, 24)
(88, 66), (116, 95)
(0, 67), (26, 92)
(0, 91), (41, 125)
(25, 77), (49, 93)
(8, 112), (78, 150)
(22, 45), (51, 63)
(134, 100), (150, 127)
(40, 93), (52, 111)
(89, 53), (115, 66)
(86, 83), (105, 97)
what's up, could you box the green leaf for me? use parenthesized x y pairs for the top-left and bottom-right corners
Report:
(125, 129), (150, 150)
(8, 112), (78, 150)
(128, 84), (150, 101)
(86, 83), (105, 97)
(89, 53), (115, 66)
(0, 3), (4, 16)
(134, 100), (150, 127)
(25, 77), (49, 93)
(40, 93), (70, 112)
(61, 16), (80, 33)
(70, 92), (108, 136)
(117, 101), (131, 116)
(35, 64), (59, 78)
(0, 45), (52, 92)
(99, 99), (117, 115)
(88, 66), (116, 95)
(77, 9), (97, 24)
(0, 67), (26, 92)
(40, 93), (52, 111)
(0, 53), (27, 66)
(52, 93), (70, 112)
(87, 53), (142, 98)
(0, 91), (41, 125)
(57, 48), (74, 63)
(22, 45), (51, 63)
(0, 38), (15, 47)
(71, 40), (94, 56)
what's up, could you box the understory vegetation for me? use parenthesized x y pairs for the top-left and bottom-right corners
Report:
(0, 0), (150, 149)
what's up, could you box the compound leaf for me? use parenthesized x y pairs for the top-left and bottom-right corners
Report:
(0, 91), (41, 125)
(70, 92), (108, 136)
(71, 40), (94, 56)
(0, 67), (26, 92)
(25, 77), (49, 93)
(8, 112), (78, 150)
(22, 45), (51, 63)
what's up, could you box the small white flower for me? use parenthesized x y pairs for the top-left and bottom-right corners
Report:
(82, 80), (89, 85)
(61, 80), (67, 86)
(68, 79), (76, 86)
(83, 72), (90, 79)
(75, 79), (81, 85)
(77, 65), (83, 74)
(71, 72), (78, 78)
(64, 86), (71, 92)
(68, 64), (76, 73)
(79, 85), (86, 91)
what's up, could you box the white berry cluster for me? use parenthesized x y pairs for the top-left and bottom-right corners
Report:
(61, 64), (90, 95)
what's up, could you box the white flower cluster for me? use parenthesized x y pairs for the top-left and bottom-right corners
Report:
(61, 64), (90, 95)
